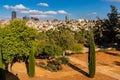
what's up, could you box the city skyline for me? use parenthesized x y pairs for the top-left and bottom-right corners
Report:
(0, 0), (120, 20)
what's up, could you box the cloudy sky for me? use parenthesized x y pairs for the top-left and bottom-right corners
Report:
(0, 0), (120, 20)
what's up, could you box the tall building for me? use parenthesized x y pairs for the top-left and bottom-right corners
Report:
(65, 15), (70, 22)
(12, 11), (16, 20)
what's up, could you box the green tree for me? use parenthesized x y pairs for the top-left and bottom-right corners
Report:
(94, 17), (105, 45)
(0, 47), (6, 80)
(28, 49), (35, 77)
(57, 27), (76, 50)
(44, 44), (62, 56)
(107, 5), (120, 25)
(88, 30), (96, 78)
(37, 31), (48, 41)
(74, 29), (87, 44)
(107, 5), (119, 43)
(94, 5), (120, 46)
(0, 28), (4, 69)
(46, 27), (76, 50)
(36, 40), (47, 56)
(0, 27), (6, 80)
(1, 25), (18, 69)
(0, 19), (37, 77)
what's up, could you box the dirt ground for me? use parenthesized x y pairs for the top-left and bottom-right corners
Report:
(9, 50), (120, 80)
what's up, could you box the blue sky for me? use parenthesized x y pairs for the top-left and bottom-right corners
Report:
(0, 0), (120, 20)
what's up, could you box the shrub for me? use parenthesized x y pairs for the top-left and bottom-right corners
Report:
(36, 62), (46, 68)
(56, 65), (62, 70)
(37, 57), (65, 72)
(52, 59), (61, 65)
(44, 44), (62, 56)
(47, 63), (58, 72)
(68, 43), (83, 53)
(37, 56), (69, 72)
(56, 57), (69, 65)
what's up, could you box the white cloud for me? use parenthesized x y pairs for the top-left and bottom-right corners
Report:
(37, 3), (49, 7)
(30, 15), (53, 18)
(44, 11), (57, 15)
(57, 10), (67, 14)
(20, 10), (29, 14)
(20, 10), (43, 15)
(13, 4), (28, 10)
(29, 10), (43, 15)
(3, 4), (69, 19)
(3, 4), (29, 10)
(3, 5), (10, 9)
(20, 10), (68, 15)
(103, 0), (120, 2)
(13, 4), (29, 10)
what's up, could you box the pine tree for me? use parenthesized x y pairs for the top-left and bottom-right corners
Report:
(107, 5), (120, 43)
(88, 30), (96, 78)
(28, 49), (35, 77)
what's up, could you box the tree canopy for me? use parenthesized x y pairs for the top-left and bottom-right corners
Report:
(94, 5), (120, 47)
(0, 19), (37, 64)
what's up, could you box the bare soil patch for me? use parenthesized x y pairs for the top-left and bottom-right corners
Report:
(9, 50), (120, 80)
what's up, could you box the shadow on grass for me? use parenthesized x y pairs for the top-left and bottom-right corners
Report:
(68, 63), (89, 77)
(0, 68), (20, 80)
(114, 61), (120, 66)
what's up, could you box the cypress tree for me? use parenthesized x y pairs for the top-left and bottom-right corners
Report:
(88, 30), (96, 78)
(28, 50), (35, 77)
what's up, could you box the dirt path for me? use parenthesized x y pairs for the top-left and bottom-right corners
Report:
(81, 47), (100, 53)
(69, 56), (120, 80)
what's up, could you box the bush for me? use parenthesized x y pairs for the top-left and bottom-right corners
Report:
(47, 63), (58, 72)
(56, 57), (69, 65)
(36, 62), (46, 68)
(52, 59), (61, 65)
(56, 64), (62, 70)
(37, 57), (67, 72)
(44, 44), (62, 56)
(68, 43), (83, 53)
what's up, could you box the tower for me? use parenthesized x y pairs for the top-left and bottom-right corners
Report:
(65, 15), (70, 22)
(12, 11), (16, 20)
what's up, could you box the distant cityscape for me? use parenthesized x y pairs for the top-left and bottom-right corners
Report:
(0, 10), (94, 32)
